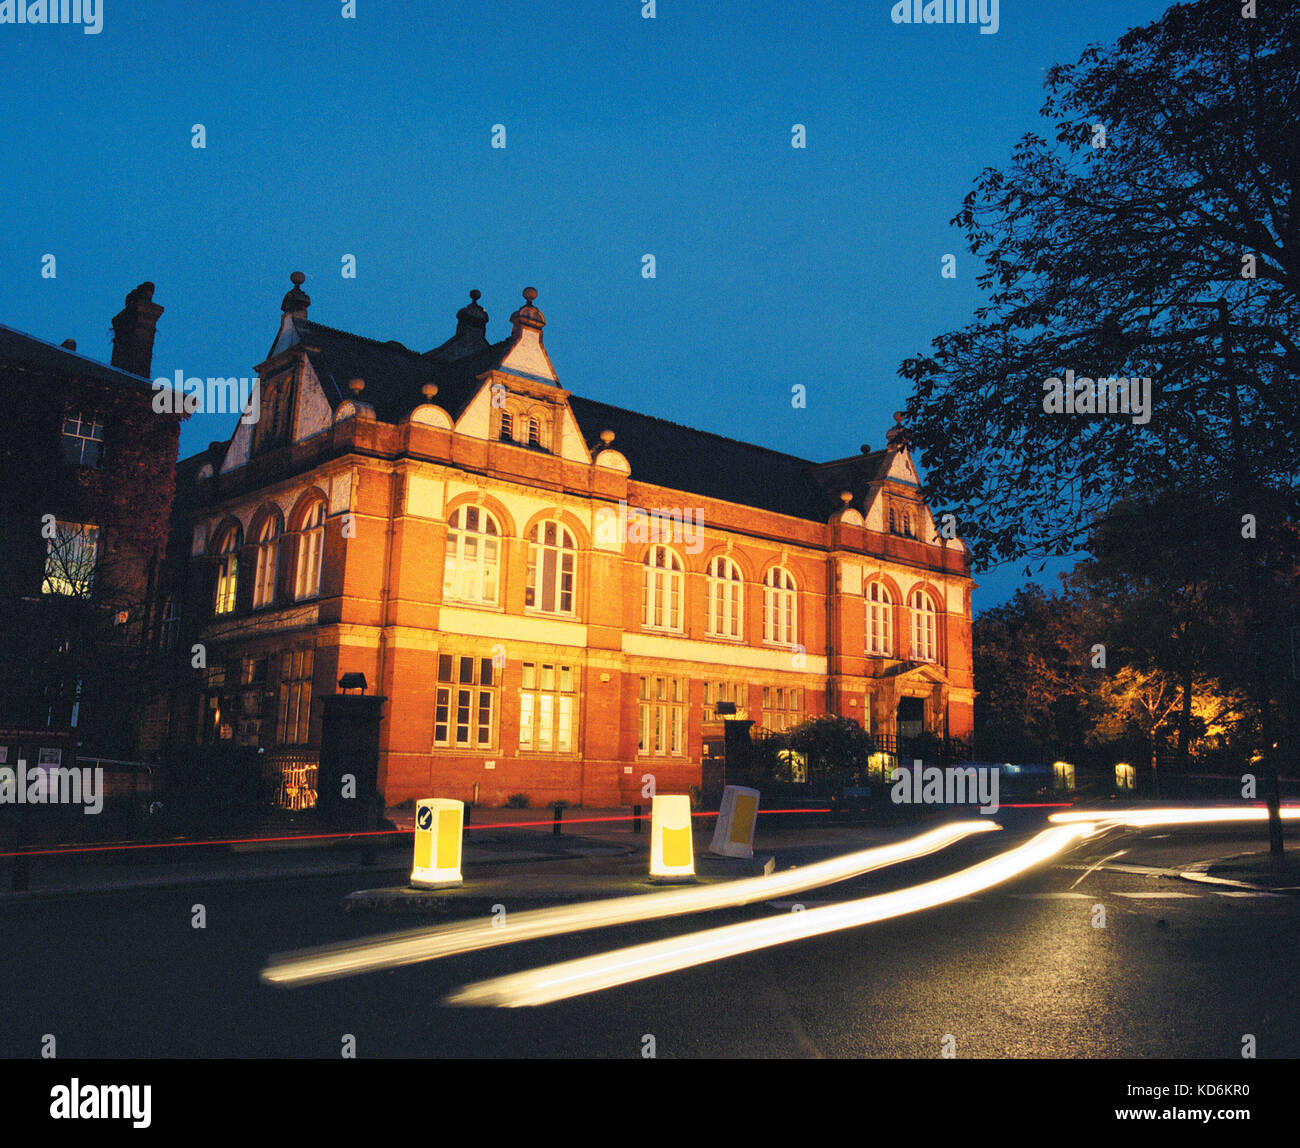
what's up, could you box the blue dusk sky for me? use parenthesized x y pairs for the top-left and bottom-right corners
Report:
(1, 0), (1173, 609)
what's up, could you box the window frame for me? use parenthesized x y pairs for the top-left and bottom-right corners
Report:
(641, 545), (684, 632)
(443, 505), (502, 606)
(908, 589), (938, 663)
(866, 581), (894, 657)
(525, 521), (576, 615)
(705, 555), (744, 640)
(762, 566), (798, 646)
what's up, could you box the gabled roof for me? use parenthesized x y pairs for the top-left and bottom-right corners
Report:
(0, 322), (155, 393)
(286, 318), (509, 424)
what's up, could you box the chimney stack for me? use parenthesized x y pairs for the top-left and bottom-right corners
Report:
(110, 282), (164, 378)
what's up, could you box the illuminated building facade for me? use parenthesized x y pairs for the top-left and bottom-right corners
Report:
(173, 275), (974, 806)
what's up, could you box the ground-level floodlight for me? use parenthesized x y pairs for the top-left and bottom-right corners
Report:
(1052, 761), (1076, 792)
(649, 794), (696, 883)
(1115, 762), (1136, 792)
(709, 785), (760, 858)
(411, 798), (464, 888)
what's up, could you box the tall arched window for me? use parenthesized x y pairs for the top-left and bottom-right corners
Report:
(498, 410), (514, 442)
(642, 546), (683, 631)
(526, 520), (576, 613)
(444, 505), (500, 605)
(252, 514), (280, 609)
(213, 525), (241, 615)
(763, 567), (797, 645)
(294, 501), (326, 600)
(866, 581), (893, 656)
(528, 416), (542, 446)
(909, 589), (938, 662)
(706, 555), (743, 639)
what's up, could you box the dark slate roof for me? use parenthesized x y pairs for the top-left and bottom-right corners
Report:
(0, 322), (154, 393)
(290, 318), (509, 424)
(568, 395), (855, 522)
(281, 316), (895, 524)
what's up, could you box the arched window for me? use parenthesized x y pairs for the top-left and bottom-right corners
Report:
(909, 589), (938, 662)
(528, 416), (542, 446)
(706, 555), (743, 639)
(642, 546), (683, 631)
(252, 514), (280, 609)
(902, 511), (913, 538)
(526, 520), (576, 613)
(763, 567), (797, 645)
(213, 525), (241, 615)
(444, 505), (501, 605)
(294, 501), (326, 600)
(866, 581), (893, 656)
(498, 410), (514, 442)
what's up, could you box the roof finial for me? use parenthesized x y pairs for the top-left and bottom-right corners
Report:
(599, 429), (615, 445)
(348, 378), (365, 395)
(510, 286), (546, 333)
(281, 271), (311, 317)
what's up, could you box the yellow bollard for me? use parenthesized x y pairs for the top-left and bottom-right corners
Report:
(411, 798), (464, 888)
(708, 785), (760, 859)
(649, 794), (696, 883)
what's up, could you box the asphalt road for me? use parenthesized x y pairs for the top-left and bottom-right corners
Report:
(0, 819), (1295, 1058)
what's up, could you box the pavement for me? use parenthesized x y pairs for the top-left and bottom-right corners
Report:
(1, 801), (1296, 906)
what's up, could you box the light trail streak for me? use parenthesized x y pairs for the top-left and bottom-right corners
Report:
(442, 822), (1096, 1008)
(1049, 806), (1300, 830)
(260, 820), (998, 988)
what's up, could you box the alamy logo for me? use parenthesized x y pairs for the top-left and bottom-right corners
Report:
(0, 760), (103, 814)
(50, 1079), (151, 1129)
(890, 760), (1000, 814)
(1042, 370), (1152, 425)
(595, 500), (704, 554)
(891, 0), (998, 35)
(152, 371), (261, 424)
(0, 0), (101, 33)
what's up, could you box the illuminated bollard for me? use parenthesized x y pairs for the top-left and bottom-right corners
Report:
(1115, 763), (1136, 793)
(708, 785), (760, 859)
(1052, 761), (1076, 793)
(411, 798), (464, 888)
(649, 794), (696, 883)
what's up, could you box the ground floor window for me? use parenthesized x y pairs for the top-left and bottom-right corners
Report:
(435, 654), (497, 748)
(702, 679), (748, 721)
(761, 685), (803, 731)
(519, 662), (577, 752)
(277, 647), (315, 745)
(638, 675), (686, 756)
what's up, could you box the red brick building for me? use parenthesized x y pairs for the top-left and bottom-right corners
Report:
(173, 275), (974, 806)
(0, 283), (183, 762)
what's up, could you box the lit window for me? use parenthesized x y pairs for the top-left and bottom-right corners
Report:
(294, 501), (325, 600)
(638, 676), (686, 756)
(61, 412), (104, 467)
(519, 662), (577, 752)
(252, 514), (280, 608)
(642, 546), (683, 631)
(277, 647), (315, 745)
(213, 526), (241, 614)
(763, 566), (797, 645)
(526, 521), (576, 613)
(443, 506), (501, 605)
(434, 655), (497, 748)
(909, 589), (938, 662)
(42, 521), (99, 596)
(866, 582), (894, 657)
(706, 555), (743, 639)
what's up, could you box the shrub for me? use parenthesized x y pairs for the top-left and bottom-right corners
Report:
(505, 793), (530, 808)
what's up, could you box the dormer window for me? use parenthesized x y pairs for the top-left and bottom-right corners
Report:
(499, 410), (514, 442)
(528, 417), (541, 447)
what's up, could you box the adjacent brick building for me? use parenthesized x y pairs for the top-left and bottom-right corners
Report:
(170, 275), (974, 807)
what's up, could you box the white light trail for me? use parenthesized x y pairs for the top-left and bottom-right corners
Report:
(443, 822), (1097, 1008)
(1049, 806), (1300, 830)
(261, 820), (998, 988)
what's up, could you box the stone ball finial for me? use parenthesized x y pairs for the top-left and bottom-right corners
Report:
(470, 289), (481, 302)
(348, 378), (365, 394)
(422, 383), (438, 399)
(290, 271), (306, 286)
(522, 286), (538, 303)
(840, 491), (853, 505)
(893, 411), (905, 424)
(599, 429), (615, 445)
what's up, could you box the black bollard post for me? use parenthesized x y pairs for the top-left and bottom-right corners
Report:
(632, 804), (642, 834)
(552, 805), (563, 837)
